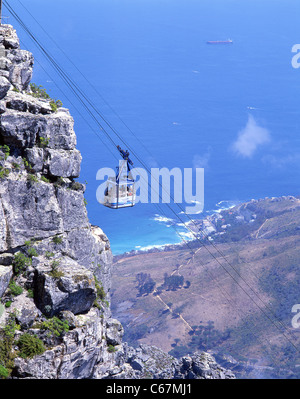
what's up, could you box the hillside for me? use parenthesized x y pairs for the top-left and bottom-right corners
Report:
(111, 196), (300, 378)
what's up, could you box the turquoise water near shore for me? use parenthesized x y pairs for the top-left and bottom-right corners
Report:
(7, 0), (300, 254)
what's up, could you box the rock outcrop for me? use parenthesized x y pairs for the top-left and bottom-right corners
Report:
(0, 25), (235, 380)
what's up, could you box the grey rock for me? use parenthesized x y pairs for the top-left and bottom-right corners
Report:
(13, 293), (40, 329)
(0, 100), (6, 114)
(0, 253), (14, 266)
(24, 147), (44, 173)
(5, 91), (52, 115)
(59, 310), (77, 329)
(13, 308), (104, 379)
(34, 257), (96, 317)
(56, 187), (89, 232)
(7, 49), (33, 91)
(46, 148), (82, 178)
(38, 110), (77, 150)
(0, 76), (11, 100)
(0, 110), (40, 148)
(0, 265), (13, 298)
(0, 199), (7, 252)
(0, 179), (64, 247)
(0, 108), (76, 150)
(131, 359), (144, 371)
(106, 318), (124, 346)
(180, 352), (236, 379)
(1, 26), (20, 50)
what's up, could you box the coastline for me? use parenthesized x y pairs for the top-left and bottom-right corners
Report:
(112, 195), (300, 261)
(113, 199), (242, 260)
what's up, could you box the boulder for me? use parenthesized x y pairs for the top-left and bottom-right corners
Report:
(24, 147), (44, 173)
(5, 91), (52, 115)
(7, 49), (34, 91)
(0, 265), (13, 298)
(46, 148), (81, 178)
(13, 293), (40, 329)
(0, 108), (76, 150)
(38, 110), (77, 150)
(106, 318), (124, 346)
(0, 110), (40, 148)
(0, 179), (64, 247)
(0, 253), (14, 266)
(0, 200), (7, 252)
(0, 76), (11, 99)
(34, 257), (97, 317)
(56, 187), (89, 232)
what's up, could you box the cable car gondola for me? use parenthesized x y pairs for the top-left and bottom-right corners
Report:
(103, 146), (136, 209)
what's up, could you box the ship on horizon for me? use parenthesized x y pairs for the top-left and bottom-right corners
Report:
(207, 39), (233, 44)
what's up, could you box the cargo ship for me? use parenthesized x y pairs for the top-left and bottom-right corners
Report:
(207, 39), (233, 44)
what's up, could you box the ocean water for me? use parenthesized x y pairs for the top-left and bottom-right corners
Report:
(7, 0), (300, 254)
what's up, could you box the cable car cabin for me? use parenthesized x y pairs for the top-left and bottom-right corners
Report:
(103, 147), (136, 209)
(103, 176), (135, 209)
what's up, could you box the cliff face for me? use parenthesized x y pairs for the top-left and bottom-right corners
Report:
(0, 25), (234, 379)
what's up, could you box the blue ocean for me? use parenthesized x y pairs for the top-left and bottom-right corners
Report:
(7, 0), (300, 254)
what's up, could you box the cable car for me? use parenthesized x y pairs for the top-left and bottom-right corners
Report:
(103, 146), (136, 209)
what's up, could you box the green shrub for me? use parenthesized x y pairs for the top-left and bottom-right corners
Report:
(48, 261), (64, 279)
(30, 83), (50, 99)
(13, 252), (32, 275)
(0, 312), (20, 377)
(52, 236), (63, 245)
(37, 136), (49, 148)
(95, 277), (106, 301)
(41, 175), (50, 183)
(94, 277), (107, 309)
(17, 333), (45, 359)
(50, 99), (62, 113)
(0, 144), (10, 160)
(54, 177), (64, 188)
(71, 181), (82, 191)
(107, 344), (117, 353)
(27, 173), (39, 184)
(8, 280), (23, 296)
(45, 251), (54, 259)
(40, 317), (69, 338)
(0, 364), (9, 379)
(22, 158), (32, 171)
(0, 167), (9, 179)
(12, 162), (20, 170)
(27, 247), (38, 258)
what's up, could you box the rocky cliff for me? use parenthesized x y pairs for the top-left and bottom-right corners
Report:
(0, 24), (235, 380)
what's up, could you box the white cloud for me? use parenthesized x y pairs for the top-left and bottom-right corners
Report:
(193, 147), (211, 168)
(231, 115), (271, 158)
(262, 153), (300, 169)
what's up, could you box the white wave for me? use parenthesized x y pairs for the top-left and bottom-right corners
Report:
(152, 214), (175, 224)
(135, 242), (176, 252)
(211, 200), (240, 214)
(177, 231), (195, 240)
